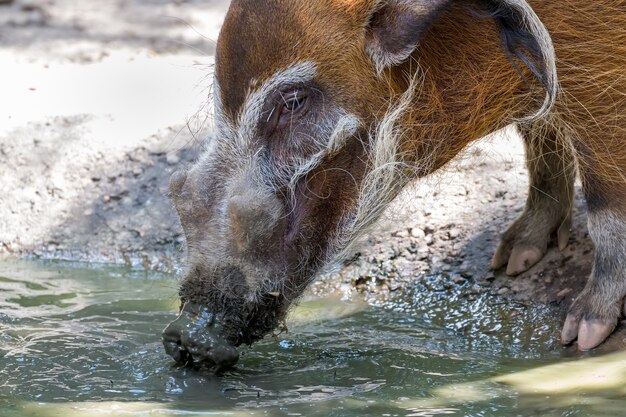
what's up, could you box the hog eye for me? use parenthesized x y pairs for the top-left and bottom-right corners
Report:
(263, 89), (311, 132)
(281, 94), (307, 115)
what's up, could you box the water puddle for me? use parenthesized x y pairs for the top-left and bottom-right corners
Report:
(0, 259), (623, 416)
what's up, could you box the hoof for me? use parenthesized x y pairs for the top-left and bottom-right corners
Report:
(561, 314), (617, 351)
(505, 246), (544, 276)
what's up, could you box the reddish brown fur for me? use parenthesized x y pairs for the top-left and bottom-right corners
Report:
(166, 0), (626, 368)
(216, 0), (384, 121)
(214, 0), (625, 333)
(380, 1), (625, 181)
(217, 1), (625, 181)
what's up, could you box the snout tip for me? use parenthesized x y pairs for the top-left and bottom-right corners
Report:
(162, 328), (191, 365)
(162, 303), (239, 374)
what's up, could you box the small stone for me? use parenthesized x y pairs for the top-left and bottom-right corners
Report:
(411, 228), (426, 239)
(556, 288), (573, 301)
(453, 276), (466, 284)
(497, 287), (510, 295)
(132, 167), (144, 176)
(448, 228), (461, 240)
(166, 153), (181, 165)
(393, 229), (409, 238)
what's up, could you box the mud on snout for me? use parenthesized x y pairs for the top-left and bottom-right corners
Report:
(162, 262), (294, 373)
(162, 302), (240, 374)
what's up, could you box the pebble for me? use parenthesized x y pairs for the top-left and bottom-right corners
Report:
(166, 153), (181, 165)
(448, 228), (461, 240)
(393, 230), (409, 238)
(556, 288), (573, 301)
(497, 287), (510, 295)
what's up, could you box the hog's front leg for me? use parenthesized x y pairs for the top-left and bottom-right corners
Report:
(492, 122), (575, 275)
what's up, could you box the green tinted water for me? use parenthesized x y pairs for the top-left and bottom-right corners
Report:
(1, 259), (624, 417)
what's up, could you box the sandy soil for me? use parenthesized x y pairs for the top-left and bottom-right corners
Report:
(1, 0), (622, 345)
(0, 0), (229, 269)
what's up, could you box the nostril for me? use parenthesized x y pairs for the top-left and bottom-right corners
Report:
(162, 303), (240, 373)
(169, 169), (188, 197)
(162, 322), (191, 365)
(206, 344), (240, 373)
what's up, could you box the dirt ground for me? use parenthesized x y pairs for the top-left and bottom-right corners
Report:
(0, 0), (229, 270)
(1, 0), (622, 344)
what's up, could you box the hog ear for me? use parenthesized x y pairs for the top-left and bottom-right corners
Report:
(365, 0), (557, 116)
(364, 0), (453, 73)
(483, 0), (558, 118)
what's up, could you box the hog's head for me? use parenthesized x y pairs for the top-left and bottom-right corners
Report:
(163, 0), (556, 372)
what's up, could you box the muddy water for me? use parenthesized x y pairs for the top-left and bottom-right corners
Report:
(0, 259), (624, 417)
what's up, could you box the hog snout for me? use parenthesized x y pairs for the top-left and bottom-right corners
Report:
(228, 193), (284, 255)
(227, 177), (286, 258)
(162, 303), (240, 374)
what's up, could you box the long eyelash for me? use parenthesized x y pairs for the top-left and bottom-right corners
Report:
(266, 106), (277, 122)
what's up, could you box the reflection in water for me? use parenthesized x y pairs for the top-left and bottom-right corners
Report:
(0, 259), (623, 416)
